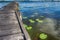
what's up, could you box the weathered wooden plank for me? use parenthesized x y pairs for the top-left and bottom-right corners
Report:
(0, 11), (22, 37)
(0, 12), (18, 24)
(0, 10), (15, 13)
(0, 20), (18, 24)
(0, 13), (16, 19)
(0, 33), (24, 40)
(0, 2), (24, 40)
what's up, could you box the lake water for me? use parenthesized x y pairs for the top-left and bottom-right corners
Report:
(0, 1), (60, 40)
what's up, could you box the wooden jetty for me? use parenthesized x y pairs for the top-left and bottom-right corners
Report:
(0, 2), (31, 40)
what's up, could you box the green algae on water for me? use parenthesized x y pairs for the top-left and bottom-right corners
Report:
(36, 19), (43, 23)
(26, 26), (32, 30)
(23, 24), (28, 28)
(29, 19), (35, 23)
(39, 33), (48, 40)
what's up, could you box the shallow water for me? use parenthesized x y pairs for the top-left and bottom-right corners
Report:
(20, 2), (60, 40)
(0, 1), (60, 40)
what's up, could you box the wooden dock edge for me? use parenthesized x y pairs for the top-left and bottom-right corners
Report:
(15, 11), (31, 40)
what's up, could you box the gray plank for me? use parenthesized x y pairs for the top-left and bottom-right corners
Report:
(0, 2), (25, 40)
(0, 11), (22, 36)
(0, 33), (24, 40)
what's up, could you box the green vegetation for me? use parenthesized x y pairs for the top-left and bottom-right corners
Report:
(24, 24), (32, 30)
(39, 33), (47, 40)
(29, 19), (35, 23)
(23, 16), (58, 40)
(36, 19), (43, 23)
(26, 26), (32, 30)
(23, 24), (28, 28)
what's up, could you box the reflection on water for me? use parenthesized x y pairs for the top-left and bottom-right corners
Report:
(21, 2), (60, 40)
(23, 13), (58, 40)
(22, 12), (60, 40)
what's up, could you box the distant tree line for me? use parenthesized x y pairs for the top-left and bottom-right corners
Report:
(0, 0), (60, 2)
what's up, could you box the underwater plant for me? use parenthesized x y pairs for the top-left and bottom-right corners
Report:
(36, 19), (43, 23)
(26, 26), (32, 30)
(29, 19), (35, 23)
(39, 33), (48, 40)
